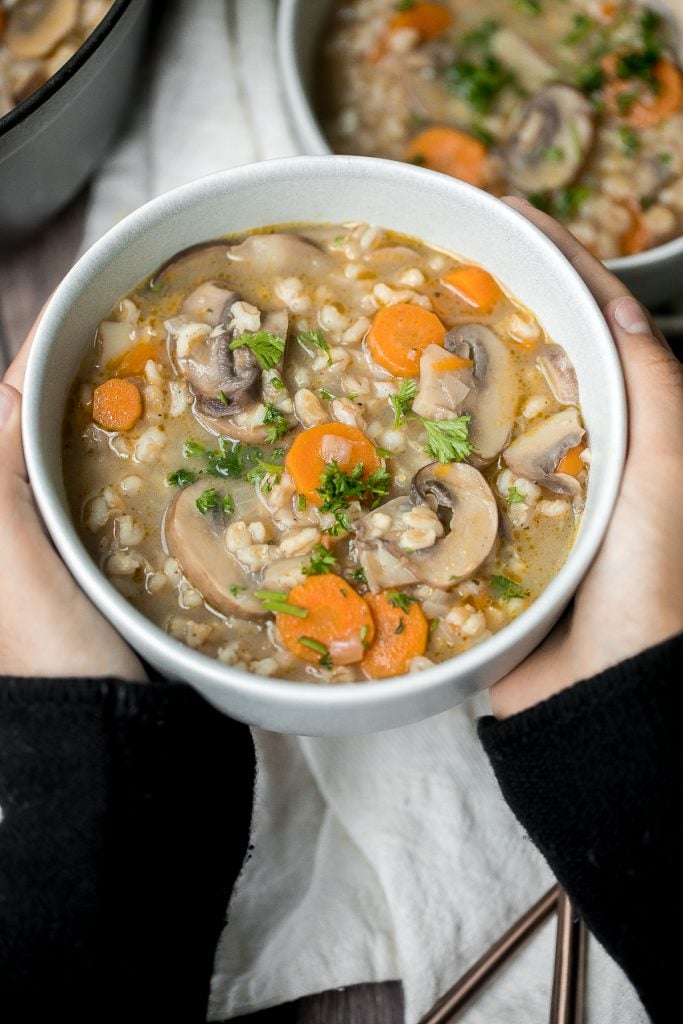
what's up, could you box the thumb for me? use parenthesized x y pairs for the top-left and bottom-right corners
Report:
(0, 383), (27, 493)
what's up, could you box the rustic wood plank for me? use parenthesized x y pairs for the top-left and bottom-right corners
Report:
(0, 191), (88, 372)
(231, 983), (404, 1024)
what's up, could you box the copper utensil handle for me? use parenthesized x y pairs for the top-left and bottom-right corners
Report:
(549, 890), (588, 1024)
(419, 884), (560, 1024)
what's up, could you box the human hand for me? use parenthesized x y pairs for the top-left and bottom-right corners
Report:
(490, 198), (683, 719)
(0, 319), (146, 681)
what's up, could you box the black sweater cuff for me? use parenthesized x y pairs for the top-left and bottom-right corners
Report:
(0, 677), (255, 1022)
(478, 635), (682, 1022)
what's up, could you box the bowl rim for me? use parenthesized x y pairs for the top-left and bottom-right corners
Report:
(276, 0), (683, 276)
(0, 0), (134, 139)
(22, 154), (626, 725)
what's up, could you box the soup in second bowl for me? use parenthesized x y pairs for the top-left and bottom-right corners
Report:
(63, 222), (588, 683)
(319, 0), (683, 259)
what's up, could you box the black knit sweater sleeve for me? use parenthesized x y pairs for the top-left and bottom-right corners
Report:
(478, 633), (682, 1023)
(0, 677), (255, 1023)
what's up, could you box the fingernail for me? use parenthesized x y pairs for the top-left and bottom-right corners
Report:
(0, 384), (13, 428)
(613, 297), (651, 335)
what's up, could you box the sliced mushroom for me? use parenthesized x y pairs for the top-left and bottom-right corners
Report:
(6, 0), (78, 60)
(164, 480), (267, 619)
(444, 324), (518, 462)
(149, 242), (231, 290)
(181, 282), (240, 327)
(227, 233), (332, 276)
(412, 344), (472, 420)
(505, 85), (595, 193)
(537, 344), (579, 406)
(353, 464), (498, 590)
(503, 408), (585, 499)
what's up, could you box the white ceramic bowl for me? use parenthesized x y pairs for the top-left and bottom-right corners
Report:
(277, 0), (683, 309)
(22, 155), (625, 736)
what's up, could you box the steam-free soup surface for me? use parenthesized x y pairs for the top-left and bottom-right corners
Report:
(63, 223), (588, 683)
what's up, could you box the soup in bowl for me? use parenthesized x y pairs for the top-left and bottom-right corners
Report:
(22, 156), (625, 735)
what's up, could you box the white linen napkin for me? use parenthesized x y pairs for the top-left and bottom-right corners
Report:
(84, 2), (650, 1021)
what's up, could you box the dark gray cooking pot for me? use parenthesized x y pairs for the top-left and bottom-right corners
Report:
(0, 0), (153, 248)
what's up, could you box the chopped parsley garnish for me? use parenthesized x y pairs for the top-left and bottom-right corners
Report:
(616, 48), (661, 86)
(221, 494), (235, 517)
(297, 328), (332, 366)
(263, 403), (290, 444)
(428, 618), (440, 640)
(206, 438), (255, 479)
(255, 589), (309, 618)
(269, 375), (286, 391)
(410, 154), (426, 166)
(229, 331), (285, 370)
(468, 123), (496, 147)
(390, 379), (417, 428)
(491, 575), (528, 601)
(395, 0), (415, 10)
(195, 488), (219, 515)
(444, 55), (516, 114)
(316, 461), (391, 535)
(618, 126), (640, 157)
(183, 440), (206, 458)
(376, 447), (393, 459)
(245, 458), (284, 491)
(350, 566), (367, 586)
(360, 624), (371, 649)
(575, 65), (604, 95)
(562, 12), (593, 46)
(168, 468), (195, 488)
(514, 0), (542, 14)
(460, 20), (499, 50)
(387, 591), (417, 613)
(319, 387), (336, 401)
(298, 493), (307, 512)
(302, 544), (338, 577)
(216, 390), (230, 405)
(552, 185), (592, 220)
(506, 485), (526, 505)
(419, 415), (473, 463)
(540, 145), (565, 162)
(228, 584), (246, 597)
(298, 635), (332, 668)
(395, 618), (406, 635)
(658, 152), (673, 164)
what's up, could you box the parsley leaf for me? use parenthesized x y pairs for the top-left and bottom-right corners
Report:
(386, 591), (417, 613)
(506, 485), (525, 504)
(316, 461), (391, 535)
(297, 328), (332, 366)
(183, 440), (206, 458)
(263, 403), (290, 444)
(302, 544), (338, 577)
(319, 387), (336, 401)
(460, 20), (499, 50)
(168, 468), (195, 488)
(491, 575), (528, 601)
(196, 488), (219, 515)
(350, 566), (367, 586)
(222, 494), (235, 516)
(255, 589), (309, 618)
(298, 635), (332, 668)
(228, 584), (246, 597)
(618, 125), (640, 157)
(444, 55), (516, 113)
(419, 415), (473, 463)
(390, 379), (417, 428)
(229, 331), (285, 370)
(428, 617), (440, 639)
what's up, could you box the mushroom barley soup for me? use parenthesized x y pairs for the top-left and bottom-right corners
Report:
(63, 225), (589, 683)
(319, 0), (683, 258)
(0, 1), (115, 117)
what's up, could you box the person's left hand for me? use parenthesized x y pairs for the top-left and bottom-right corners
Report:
(0, 319), (146, 681)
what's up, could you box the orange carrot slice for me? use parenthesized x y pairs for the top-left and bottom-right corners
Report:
(431, 353), (473, 372)
(603, 56), (683, 127)
(277, 574), (375, 666)
(621, 201), (651, 256)
(389, 2), (451, 40)
(361, 591), (428, 679)
(111, 342), (165, 377)
(366, 302), (446, 377)
(92, 378), (142, 432)
(404, 127), (488, 186)
(556, 442), (586, 477)
(442, 265), (503, 313)
(285, 423), (381, 504)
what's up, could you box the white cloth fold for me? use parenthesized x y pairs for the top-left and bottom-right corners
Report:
(84, 2), (649, 1020)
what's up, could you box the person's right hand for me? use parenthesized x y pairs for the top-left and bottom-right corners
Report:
(490, 199), (683, 719)
(0, 321), (146, 681)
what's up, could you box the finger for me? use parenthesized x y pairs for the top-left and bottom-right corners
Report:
(0, 383), (27, 488)
(3, 299), (51, 393)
